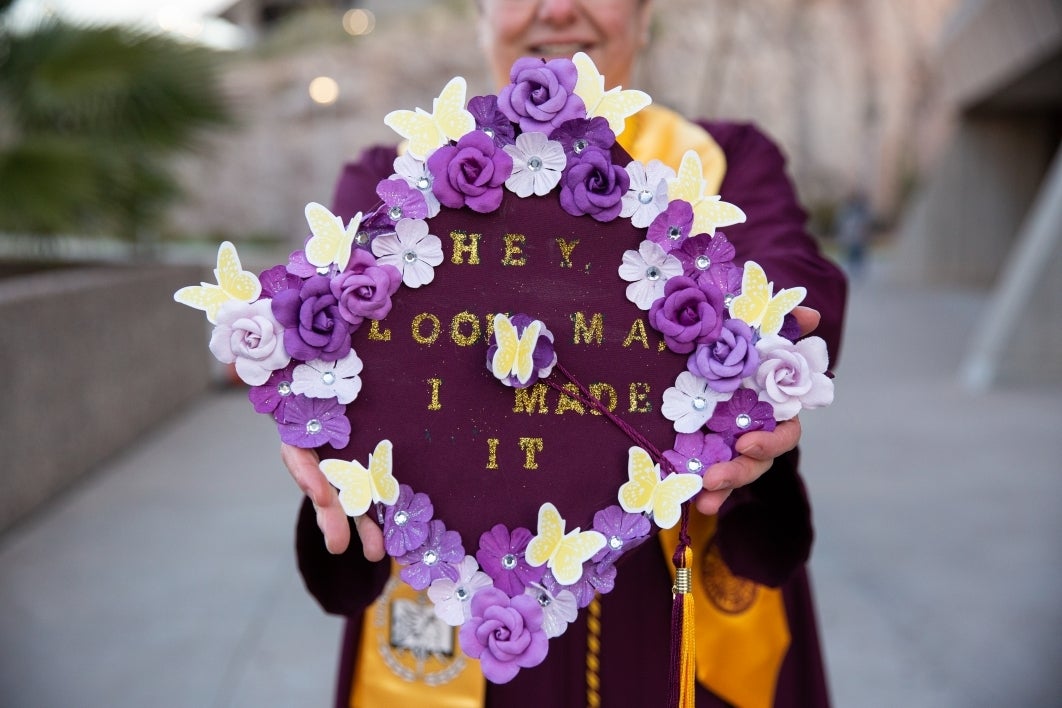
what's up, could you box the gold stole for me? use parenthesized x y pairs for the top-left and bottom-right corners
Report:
(350, 105), (789, 708)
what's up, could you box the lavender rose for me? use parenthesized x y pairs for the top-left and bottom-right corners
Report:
(687, 318), (760, 393)
(209, 299), (290, 386)
(329, 249), (401, 327)
(559, 145), (629, 222)
(271, 274), (351, 362)
(753, 334), (834, 420)
(648, 275), (727, 354)
(458, 587), (549, 684)
(427, 130), (513, 213)
(496, 57), (585, 135)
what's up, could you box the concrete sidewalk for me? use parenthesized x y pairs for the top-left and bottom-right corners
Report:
(2, 261), (1061, 708)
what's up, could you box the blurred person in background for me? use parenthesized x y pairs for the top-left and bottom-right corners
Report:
(283, 0), (846, 706)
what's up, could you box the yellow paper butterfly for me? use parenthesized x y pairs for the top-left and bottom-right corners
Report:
(525, 502), (607, 586)
(383, 76), (476, 160)
(304, 202), (362, 271)
(572, 51), (651, 137)
(491, 314), (543, 386)
(618, 447), (703, 530)
(173, 241), (262, 324)
(319, 439), (400, 518)
(729, 260), (807, 336)
(667, 150), (747, 236)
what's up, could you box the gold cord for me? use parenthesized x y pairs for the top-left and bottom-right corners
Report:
(586, 595), (602, 708)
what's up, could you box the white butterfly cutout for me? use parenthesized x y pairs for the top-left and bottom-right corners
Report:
(728, 260), (806, 336)
(572, 51), (651, 137)
(618, 447), (703, 530)
(384, 76), (476, 160)
(304, 202), (363, 272)
(173, 241), (261, 324)
(667, 150), (747, 236)
(319, 439), (400, 518)
(491, 314), (543, 386)
(525, 502), (606, 586)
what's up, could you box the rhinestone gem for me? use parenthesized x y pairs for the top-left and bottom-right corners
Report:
(393, 510), (409, 526)
(316, 266), (331, 275)
(692, 396), (708, 411)
(573, 138), (588, 153)
(645, 266), (661, 281)
(724, 294), (735, 308)
(355, 231), (370, 245)
(736, 413), (752, 429)
(321, 372), (336, 385)
(403, 250), (418, 263)
(695, 255), (711, 270)
(686, 458), (704, 473)
(668, 225), (683, 240)
(455, 587), (469, 600)
(388, 206), (403, 220)
(422, 550), (439, 566)
(608, 535), (624, 550)
(277, 381), (292, 396)
(527, 156), (543, 172)
(305, 419), (322, 434)
(482, 126), (495, 138)
(638, 189), (654, 204)
(537, 592), (552, 607)
(501, 553), (518, 570)
(416, 177), (430, 190)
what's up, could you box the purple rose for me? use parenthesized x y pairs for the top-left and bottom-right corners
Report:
(329, 249), (401, 327)
(458, 587), (549, 684)
(753, 334), (834, 421)
(559, 146), (629, 222)
(550, 116), (615, 161)
(209, 299), (290, 386)
(496, 57), (585, 135)
(271, 274), (351, 362)
(648, 275), (727, 354)
(468, 94), (516, 148)
(476, 524), (546, 597)
(427, 130), (513, 213)
(687, 318), (760, 393)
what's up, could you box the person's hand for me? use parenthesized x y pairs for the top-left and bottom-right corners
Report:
(693, 305), (819, 515)
(281, 443), (385, 560)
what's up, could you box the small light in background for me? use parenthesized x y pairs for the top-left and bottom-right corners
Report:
(342, 8), (376, 36)
(308, 76), (341, 106)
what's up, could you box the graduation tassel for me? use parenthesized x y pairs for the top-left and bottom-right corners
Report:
(667, 504), (696, 708)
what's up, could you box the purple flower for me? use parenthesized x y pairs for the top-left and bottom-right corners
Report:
(706, 388), (777, 446)
(329, 249), (401, 327)
(259, 264), (303, 298)
(427, 130), (513, 213)
(399, 519), (464, 591)
(392, 153), (440, 218)
(620, 158), (674, 228)
(753, 335), (834, 421)
(248, 364), (296, 420)
(271, 274), (352, 362)
(427, 555), (494, 626)
(375, 178), (428, 223)
(286, 249), (318, 278)
(496, 57), (585, 135)
(550, 116), (615, 162)
(648, 275), (727, 354)
(687, 318), (760, 393)
(543, 564), (616, 609)
(458, 587), (549, 684)
(674, 232), (741, 296)
(661, 371), (729, 433)
(209, 299), (290, 386)
(591, 505), (651, 566)
(662, 431), (733, 477)
(559, 146), (629, 222)
(468, 94), (516, 148)
(486, 314), (557, 389)
(277, 394), (350, 449)
(476, 524), (546, 597)
(523, 583), (577, 639)
(647, 200), (695, 251)
(382, 484), (433, 557)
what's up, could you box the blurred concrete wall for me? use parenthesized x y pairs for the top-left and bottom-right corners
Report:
(0, 266), (214, 532)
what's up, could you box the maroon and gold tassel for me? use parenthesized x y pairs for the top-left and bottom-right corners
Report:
(668, 504), (696, 708)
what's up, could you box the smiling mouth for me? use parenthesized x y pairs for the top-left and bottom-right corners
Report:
(529, 43), (593, 58)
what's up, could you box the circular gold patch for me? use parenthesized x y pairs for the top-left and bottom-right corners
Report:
(700, 543), (758, 614)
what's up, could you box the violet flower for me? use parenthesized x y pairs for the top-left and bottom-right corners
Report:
(706, 387), (777, 446)
(427, 130), (513, 214)
(209, 299), (291, 386)
(285, 249), (318, 278)
(753, 334), (834, 421)
(647, 200), (695, 252)
(662, 430), (733, 477)
(427, 555), (494, 626)
(550, 116), (615, 162)
(476, 524), (546, 597)
(391, 153), (441, 218)
(271, 274), (352, 363)
(486, 314), (557, 389)
(277, 394), (350, 449)
(399, 519), (464, 591)
(496, 57), (585, 135)
(559, 145), (629, 222)
(458, 587), (549, 684)
(248, 364), (296, 420)
(259, 264), (303, 298)
(648, 275), (727, 354)
(375, 177), (428, 223)
(674, 232), (741, 298)
(330, 249), (401, 327)
(523, 583), (578, 639)
(382, 484), (433, 557)
(468, 94), (516, 148)
(687, 318), (760, 393)
(591, 505), (651, 566)
(543, 563), (616, 609)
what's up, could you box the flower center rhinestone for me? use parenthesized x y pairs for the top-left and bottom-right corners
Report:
(355, 231), (370, 245)
(691, 396), (708, 411)
(573, 138), (588, 153)
(482, 126), (495, 138)
(645, 266), (661, 281)
(455, 587), (469, 600)
(686, 457), (704, 473)
(527, 156), (543, 172)
(305, 419), (322, 434)
(724, 294), (735, 308)
(403, 250), (418, 263)
(422, 550), (439, 566)
(736, 413), (752, 429)
(638, 189), (654, 204)
(393, 510), (409, 526)
(501, 553), (518, 570)
(696, 255), (711, 270)
(316, 266), (331, 275)
(668, 225), (682, 240)
(277, 381), (292, 396)
(321, 371), (336, 385)
(537, 592), (552, 607)
(608, 535), (624, 550)
(388, 206), (403, 220)
(416, 177), (430, 190)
